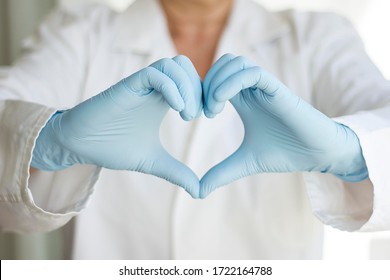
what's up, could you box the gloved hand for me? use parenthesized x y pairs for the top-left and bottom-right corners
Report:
(200, 54), (368, 198)
(32, 55), (202, 198)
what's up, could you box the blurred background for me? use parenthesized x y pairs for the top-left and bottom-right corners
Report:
(0, 0), (389, 259)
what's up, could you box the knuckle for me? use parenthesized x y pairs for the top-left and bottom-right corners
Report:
(235, 56), (251, 68)
(143, 66), (155, 75)
(159, 82), (170, 93)
(150, 57), (173, 71)
(235, 55), (246, 63)
(222, 53), (236, 60)
(159, 57), (173, 66)
(252, 66), (263, 76)
(174, 54), (190, 63)
(142, 67), (158, 81)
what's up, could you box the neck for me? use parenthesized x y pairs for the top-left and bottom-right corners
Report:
(159, 0), (233, 27)
(159, 0), (234, 79)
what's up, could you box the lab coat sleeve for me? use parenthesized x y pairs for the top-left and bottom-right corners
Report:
(0, 4), (113, 232)
(301, 12), (390, 231)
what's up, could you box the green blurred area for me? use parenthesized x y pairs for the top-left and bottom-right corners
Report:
(0, 0), (65, 260)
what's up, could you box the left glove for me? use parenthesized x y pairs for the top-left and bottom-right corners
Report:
(31, 55), (202, 198)
(200, 54), (368, 198)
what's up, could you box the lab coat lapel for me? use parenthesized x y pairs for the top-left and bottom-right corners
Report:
(215, 0), (291, 59)
(112, 0), (177, 63)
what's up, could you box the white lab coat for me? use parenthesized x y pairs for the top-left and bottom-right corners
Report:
(1, 0), (390, 259)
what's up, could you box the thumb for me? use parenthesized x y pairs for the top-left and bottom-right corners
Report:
(200, 146), (255, 199)
(149, 149), (200, 198)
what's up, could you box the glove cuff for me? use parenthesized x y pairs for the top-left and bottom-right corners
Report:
(31, 110), (76, 171)
(330, 122), (369, 182)
(334, 166), (369, 182)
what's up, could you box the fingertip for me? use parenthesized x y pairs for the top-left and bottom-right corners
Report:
(195, 106), (203, 119)
(171, 56), (201, 120)
(188, 187), (200, 199)
(198, 188), (208, 199)
(186, 176), (201, 199)
(214, 88), (229, 102)
(204, 110), (216, 119)
(169, 172), (200, 199)
(220, 53), (236, 61)
(199, 191), (208, 199)
(179, 103), (198, 120)
(206, 101), (225, 118)
(172, 54), (191, 65)
(168, 89), (185, 112)
(199, 178), (215, 199)
(204, 53), (236, 93)
(181, 181), (200, 199)
(173, 97), (185, 112)
(157, 152), (200, 198)
(180, 111), (194, 121)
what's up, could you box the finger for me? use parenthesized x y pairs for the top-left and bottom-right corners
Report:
(214, 66), (298, 115)
(200, 147), (256, 199)
(203, 54), (236, 118)
(213, 66), (262, 103)
(150, 149), (200, 198)
(203, 53), (236, 95)
(205, 56), (256, 117)
(122, 67), (185, 112)
(172, 55), (203, 119)
(150, 58), (198, 120)
(252, 66), (286, 97)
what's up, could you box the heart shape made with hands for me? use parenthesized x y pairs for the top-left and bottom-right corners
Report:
(161, 53), (366, 199)
(32, 53), (365, 197)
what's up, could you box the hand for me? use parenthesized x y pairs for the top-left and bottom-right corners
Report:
(200, 54), (368, 198)
(32, 55), (202, 198)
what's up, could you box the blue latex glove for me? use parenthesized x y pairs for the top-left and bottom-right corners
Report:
(200, 54), (368, 198)
(32, 55), (202, 198)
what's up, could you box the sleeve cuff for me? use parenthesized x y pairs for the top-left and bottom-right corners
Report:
(0, 100), (100, 233)
(303, 106), (390, 232)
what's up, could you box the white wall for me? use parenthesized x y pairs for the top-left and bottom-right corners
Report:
(0, 0), (55, 64)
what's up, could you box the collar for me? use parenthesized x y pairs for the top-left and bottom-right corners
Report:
(112, 0), (173, 55)
(112, 0), (291, 55)
(215, 0), (291, 58)
(225, 0), (291, 42)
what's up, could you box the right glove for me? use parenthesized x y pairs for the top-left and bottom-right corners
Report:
(200, 54), (368, 198)
(31, 55), (202, 198)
